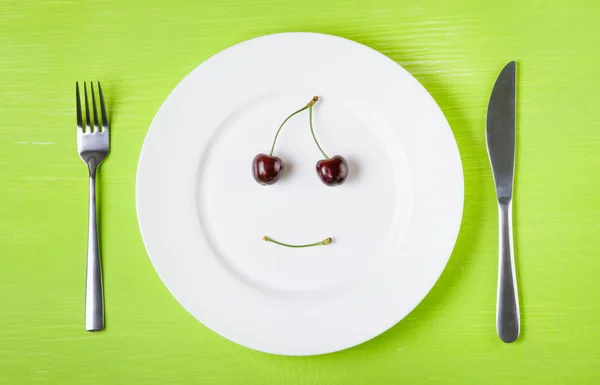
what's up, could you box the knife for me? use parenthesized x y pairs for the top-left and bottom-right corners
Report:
(486, 61), (520, 343)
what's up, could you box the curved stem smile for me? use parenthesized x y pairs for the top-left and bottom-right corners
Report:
(262, 235), (332, 248)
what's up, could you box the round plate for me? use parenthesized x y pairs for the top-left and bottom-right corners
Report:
(136, 32), (463, 356)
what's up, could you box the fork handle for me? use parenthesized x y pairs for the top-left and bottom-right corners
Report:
(85, 171), (104, 331)
(496, 200), (519, 342)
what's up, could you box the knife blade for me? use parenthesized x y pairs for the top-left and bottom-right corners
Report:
(486, 61), (520, 343)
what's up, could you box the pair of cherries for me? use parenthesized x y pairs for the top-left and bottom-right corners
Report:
(252, 96), (349, 187)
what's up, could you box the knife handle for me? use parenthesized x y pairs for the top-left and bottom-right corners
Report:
(496, 199), (520, 343)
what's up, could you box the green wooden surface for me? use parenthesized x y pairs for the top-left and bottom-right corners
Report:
(2, 0), (600, 383)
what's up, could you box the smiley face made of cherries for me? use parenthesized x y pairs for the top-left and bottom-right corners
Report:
(251, 96), (348, 248)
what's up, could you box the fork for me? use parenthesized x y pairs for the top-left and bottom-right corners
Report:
(76, 82), (109, 332)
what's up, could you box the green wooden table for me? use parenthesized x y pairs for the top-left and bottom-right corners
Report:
(2, 0), (599, 383)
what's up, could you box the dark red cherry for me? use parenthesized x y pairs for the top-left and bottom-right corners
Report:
(253, 153), (285, 185)
(316, 155), (348, 186)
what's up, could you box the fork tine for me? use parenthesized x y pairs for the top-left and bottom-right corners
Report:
(76, 82), (83, 132)
(90, 82), (100, 132)
(98, 82), (108, 132)
(83, 82), (92, 133)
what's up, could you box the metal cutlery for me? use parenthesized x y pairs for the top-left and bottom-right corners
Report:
(486, 61), (520, 343)
(76, 82), (110, 332)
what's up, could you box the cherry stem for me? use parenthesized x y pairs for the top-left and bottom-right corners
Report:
(269, 96), (320, 157)
(309, 105), (329, 159)
(262, 235), (332, 248)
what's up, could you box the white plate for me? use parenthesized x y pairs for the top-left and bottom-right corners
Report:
(136, 32), (463, 356)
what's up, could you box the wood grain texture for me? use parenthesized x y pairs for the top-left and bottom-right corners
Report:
(1, 0), (600, 383)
